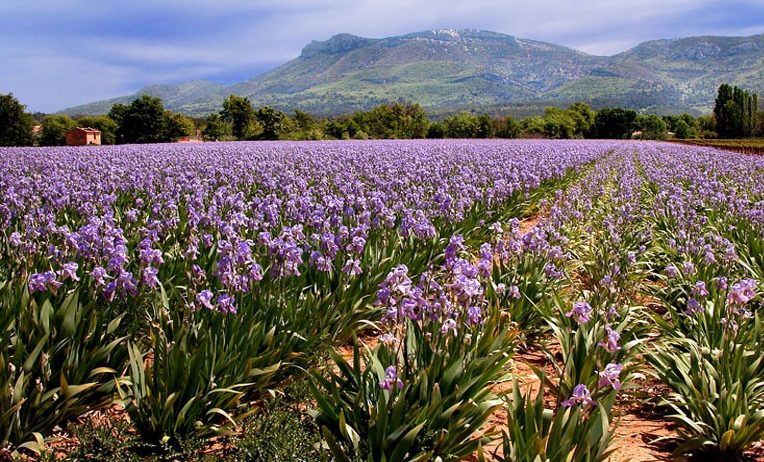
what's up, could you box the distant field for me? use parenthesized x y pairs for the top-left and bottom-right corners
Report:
(671, 138), (764, 154)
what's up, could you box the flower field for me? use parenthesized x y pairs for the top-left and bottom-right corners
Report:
(1, 139), (762, 461)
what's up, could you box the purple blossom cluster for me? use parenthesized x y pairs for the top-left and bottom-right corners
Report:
(1, 140), (608, 308)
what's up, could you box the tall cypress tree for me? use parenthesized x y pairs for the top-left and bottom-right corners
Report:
(714, 84), (758, 138)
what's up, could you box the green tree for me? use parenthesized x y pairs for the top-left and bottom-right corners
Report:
(163, 112), (196, 141)
(476, 114), (494, 138)
(221, 95), (255, 140)
(293, 110), (317, 132)
(40, 114), (77, 146)
(442, 112), (480, 138)
(113, 95), (168, 144)
(592, 107), (637, 139)
(714, 83), (758, 138)
(77, 115), (118, 145)
(254, 106), (288, 140)
(673, 119), (693, 139)
(542, 107), (577, 139)
(496, 116), (520, 138)
(697, 114), (717, 138)
(662, 114), (698, 139)
(0, 93), (34, 146)
(347, 103), (429, 139)
(519, 116), (546, 138)
(567, 102), (595, 137)
(107, 103), (129, 144)
(635, 114), (668, 140)
(202, 114), (231, 141)
(288, 109), (325, 140)
(426, 122), (446, 139)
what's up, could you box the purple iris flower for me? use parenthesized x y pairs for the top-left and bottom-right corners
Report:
(565, 301), (592, 325)
(142, 267), (160, 288)
(687, 298), (704, 315)
(692, 281), (709, 298)
(467, 306), (482, 325)
(380, 366), (403, 391)
(29, 271), (62, 294)
(217, 293), (237, 314)
(598, 363), (623, 390)
(727, 279), (757, 306)
(562, 384), (595, 408)
(598, 326), (621, 353)
(441, 318), (457, 335)
(59, 262), (80, 282)
(91, 266), (108, 286)
(342, 259), (363, 276)
(196, 290), (214, 310)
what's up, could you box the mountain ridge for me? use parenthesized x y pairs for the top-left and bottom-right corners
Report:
(60, 29), (764, 116)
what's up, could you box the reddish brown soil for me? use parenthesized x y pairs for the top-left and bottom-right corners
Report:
(518, 215), (544, 235)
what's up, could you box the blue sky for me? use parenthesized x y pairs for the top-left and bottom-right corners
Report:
(1, 0), (763, 112)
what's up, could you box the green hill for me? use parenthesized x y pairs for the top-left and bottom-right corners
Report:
(60, 29), (764, 116)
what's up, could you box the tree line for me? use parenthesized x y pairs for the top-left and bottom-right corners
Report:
(0, 84), (761, 146)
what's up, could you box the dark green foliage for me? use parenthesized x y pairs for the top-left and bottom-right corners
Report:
(496, 380), (617, 462)
(439, 112), (487, 138)
(107, 103), (129, 144)
(518, 116), (546, 138)
(355, 103), (430, 139)
(57, 417), (217, 462)
(426, 121), (446, 139)
(673, 120), (693, 139)
(111, 96), (168, 144)
(496, 115), (520, 138)
(286, 109), (325, 140)
(541, 107), (578, 139)
(254, 106), (287, 140)
(443, 112), (479, 138)
(39, 114), (77, 146)
(108, 96), (195, 144)
(713, 83), (759, 138)
(567, 102), (596, 137)
(325, 117), (364, 140)
(62, 89), (731, 143)
(476, 114), (494, 138)
(591, 107), (637, 139)
(62, 419), (139, 461)
(201, 114), (232, 141)
(221, 95), (256, 140)
(325, 103), (429, 140)
(635, 114), (668, 140)
(0, 283), (128, 450)
(311, 313), (515, 462)
(0, 93), (34, 147)
(648, 322), (764, 458)
(123, 293), (301, 444)
(162, 113), (195, 141)
(663, 113), (700, 139)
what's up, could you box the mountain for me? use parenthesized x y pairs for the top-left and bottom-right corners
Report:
(61, 30), (764, 116)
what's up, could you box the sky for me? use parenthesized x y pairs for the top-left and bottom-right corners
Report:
(1, 0), (763, 112)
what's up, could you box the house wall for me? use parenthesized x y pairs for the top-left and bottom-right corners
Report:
(65, 130), (101, 146)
